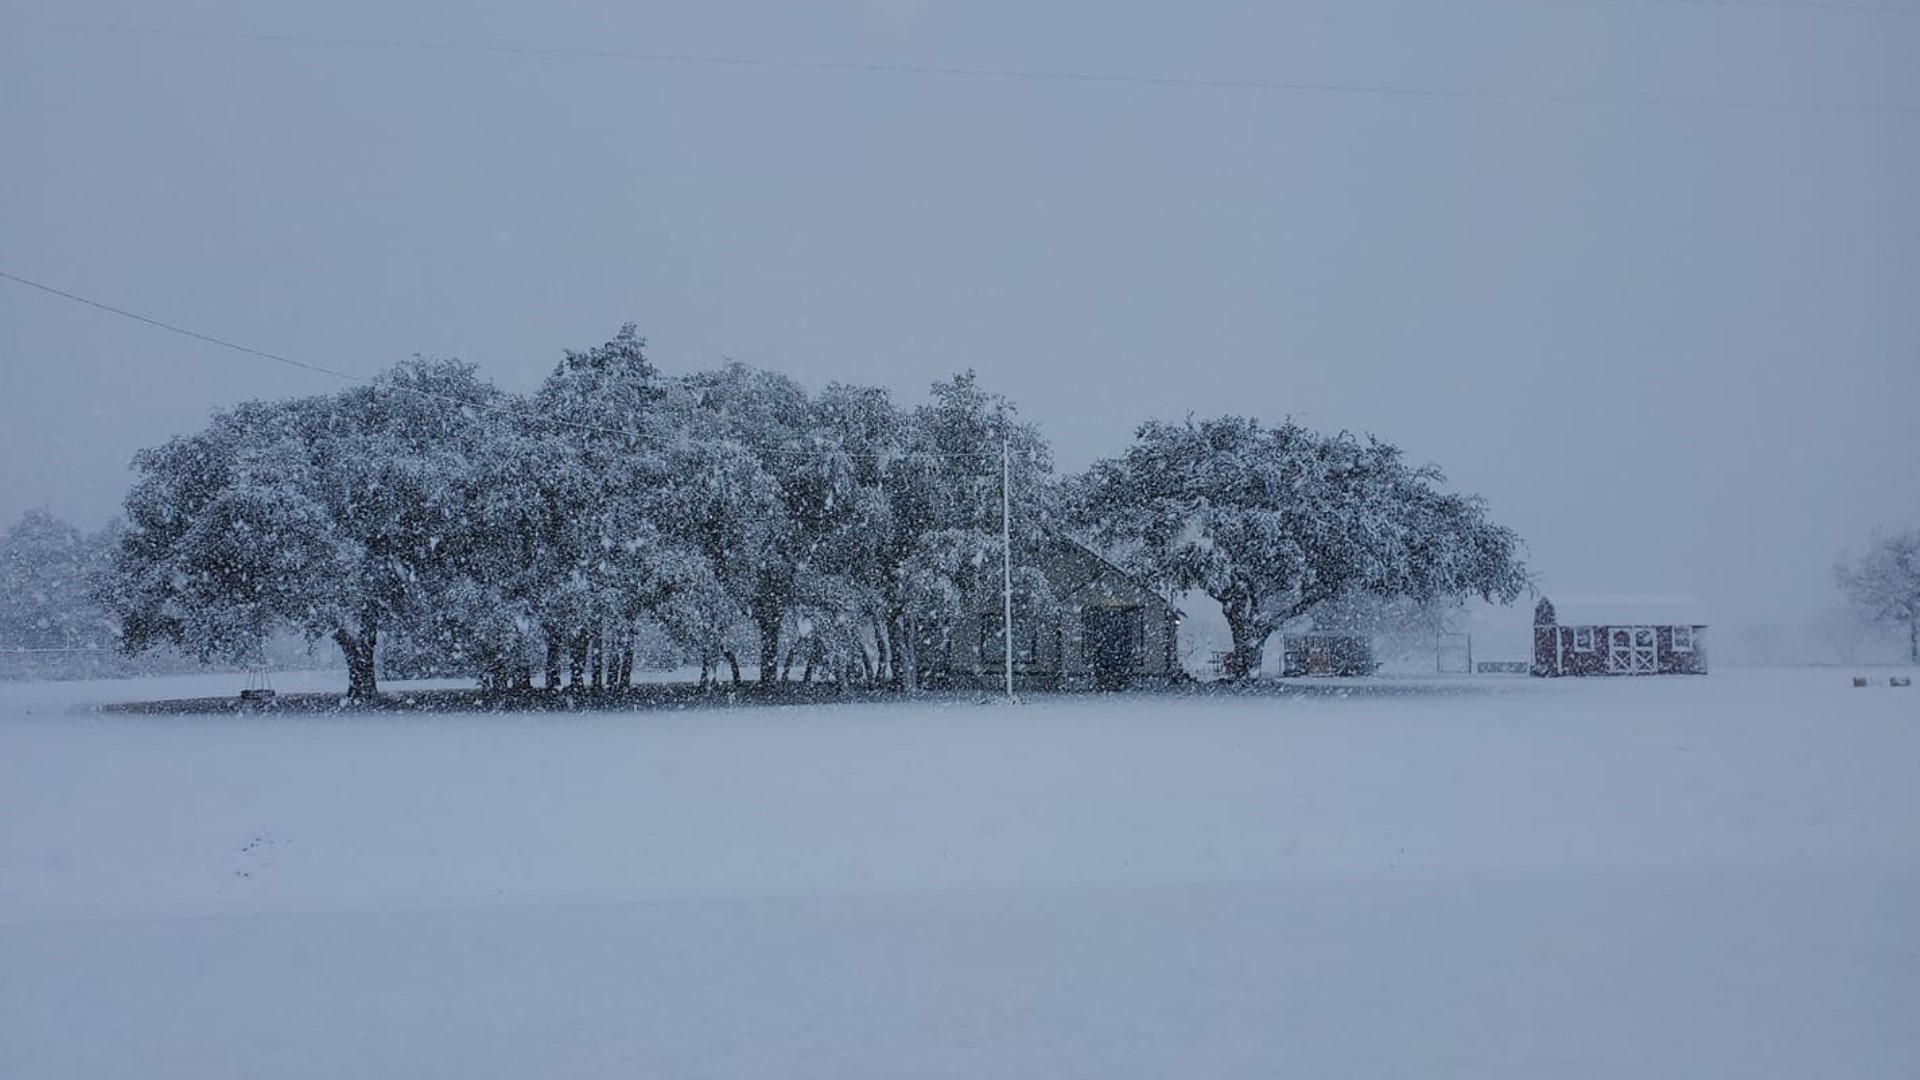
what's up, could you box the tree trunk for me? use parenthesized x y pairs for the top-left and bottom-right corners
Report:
(757, 607), (782, 685)
(616, 628), (635, 688)
(1910, 617), (1918, 664)
(1223, 641), (1263, 681)
(1220, 602), (1268, 682)
(901, 616), (918, 693)
(589, 621), (605, 690)
(544, 635), (563, 690)
(569, 631), (588, 688)
(334, 626), (378, 699)
(724, 650), (743, 686)
(877, 616), (897, 690)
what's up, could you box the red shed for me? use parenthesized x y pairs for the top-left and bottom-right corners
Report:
(1532, 595), (1707, 676)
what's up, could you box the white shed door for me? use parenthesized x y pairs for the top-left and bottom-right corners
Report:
(1608, 627), (1656, 674)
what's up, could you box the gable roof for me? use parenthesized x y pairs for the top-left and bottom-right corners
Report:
(1024, 534), (1183, 618)
(1056, 537), (1172, 607)
(1541, 593), (1707, 628)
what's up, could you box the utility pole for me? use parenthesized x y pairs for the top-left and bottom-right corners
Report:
(1002, 435), (1015, 701)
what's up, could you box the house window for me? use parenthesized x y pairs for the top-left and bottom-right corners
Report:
(1572, 627), (1595, 652)
(1671, 626), (1694, 652)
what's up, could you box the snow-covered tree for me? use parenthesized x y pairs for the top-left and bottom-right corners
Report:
(111, 399), (339, 676)
(108, 359), (502, 697)
(528, 324), (694, 689)
(323, 358), (507, 694)
(663, 363), (813, 685)
(411, 407), (557, 689)
(1835, 529), (1920, 663)
(881, 371), (1054, 689)
(1073, 417), (1526, 680)
(772, 381), (898, 686)
(0, 509), (116, 655)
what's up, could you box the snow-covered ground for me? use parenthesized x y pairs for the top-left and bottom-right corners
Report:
(3, 668), (1916, 1078)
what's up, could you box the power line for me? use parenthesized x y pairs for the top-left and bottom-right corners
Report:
(0, 269), (371, 384)
(6, 16), (1915, 117)
(0, 269), (1016, 464)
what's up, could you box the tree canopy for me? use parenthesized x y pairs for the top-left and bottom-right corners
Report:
(101, 331), (1054, 696)
(99, 331), (1528, 696)
(1072, 417), (1527, 679)
(1835, 529), (1920, 664)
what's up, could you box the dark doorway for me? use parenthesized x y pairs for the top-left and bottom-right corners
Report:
(1083, 606), (1143, 690)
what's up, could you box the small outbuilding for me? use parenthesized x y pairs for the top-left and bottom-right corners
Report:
(1278, 634), (1377, 677)
(917, 534), (1182, 691)
(1532, 594), (1707, 676)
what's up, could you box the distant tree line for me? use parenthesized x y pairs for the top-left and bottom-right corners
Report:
(0, 508), (278, 680)
(0, 510), (117, 664)
(1835, 530), (1920, 664)
(60, 326), (1539, 696)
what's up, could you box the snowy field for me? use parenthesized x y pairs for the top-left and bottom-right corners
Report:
(3, 668), (1917, 1078)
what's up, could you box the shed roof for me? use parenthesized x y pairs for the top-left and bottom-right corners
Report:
(1543, 593), (1707, 627)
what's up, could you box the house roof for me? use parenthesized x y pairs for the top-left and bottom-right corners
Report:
(1055, 535), (1186, 619)
(1542, 593), (1707, 628)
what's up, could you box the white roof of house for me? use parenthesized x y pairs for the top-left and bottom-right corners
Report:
(1543, 593), (1707, 628)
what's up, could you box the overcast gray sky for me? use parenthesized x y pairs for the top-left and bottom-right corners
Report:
(3, 0), (1916, 645)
